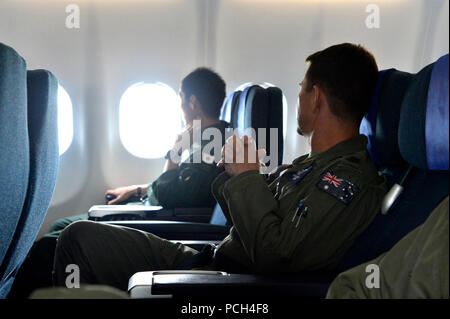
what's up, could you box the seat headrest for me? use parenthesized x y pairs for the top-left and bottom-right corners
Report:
(360, 69), (414, 166)
(224, 83), (284, 167)
(220, 90), (240, 124)
(399, 54), (449, 170)
(229, 84), (271, 134)
(241, 85), (270, 132)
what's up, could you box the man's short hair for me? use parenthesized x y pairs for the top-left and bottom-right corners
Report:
(181, 67), (226, 119)
(305, 43), (378, 125)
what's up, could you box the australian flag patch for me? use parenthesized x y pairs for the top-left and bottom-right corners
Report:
(316, 171), (359, 205)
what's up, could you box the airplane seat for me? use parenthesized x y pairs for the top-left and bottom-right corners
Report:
(359, 69), (411, 171)
(267, 87), (284, 166)
(220, 89), (241, 125)
(0, 70), (59, 298)
(208, 202), (228, 227)
(0, 43), (30, 298)
(338, 54), (449, 272)
(234, 83), (284, 166)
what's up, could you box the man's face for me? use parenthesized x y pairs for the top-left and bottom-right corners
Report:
(179, 89), (194, 126)
(297, 75), (316, 136)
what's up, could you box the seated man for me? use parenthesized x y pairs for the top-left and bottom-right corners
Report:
(53, 43), (387, 291)
(49, 67), (229, 232)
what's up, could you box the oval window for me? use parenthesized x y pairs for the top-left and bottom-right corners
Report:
(57, 85), (74, 156)
(119, 82), (182, 158)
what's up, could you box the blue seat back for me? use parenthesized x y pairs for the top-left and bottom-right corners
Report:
(0, 70), (59, 298)
(209, 204), (228, 226)
(220, 90), (241, 125)
(360, 69), (413, 168)
(339, 55), (449, 271)
(0, 43), (29, 276)
(235, 84), (284, 167)
(400, 54), (449, 171)
(266, 87), (284, 166)
(210, 84), (285, 226)
(209, 91), (242, 227)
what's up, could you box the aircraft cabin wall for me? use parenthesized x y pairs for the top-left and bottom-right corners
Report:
(0, 0), (448, 239)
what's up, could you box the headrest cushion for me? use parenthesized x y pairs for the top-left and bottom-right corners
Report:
(425, 54), (449, 170)
(399, 54), (449, 170)
(360, 69), (413, 166)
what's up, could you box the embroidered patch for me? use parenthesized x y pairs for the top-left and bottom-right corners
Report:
(284, 165), (313, 184)
(316, 171), (359, 205)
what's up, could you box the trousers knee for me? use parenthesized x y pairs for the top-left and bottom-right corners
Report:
(57, 220), (97, 249)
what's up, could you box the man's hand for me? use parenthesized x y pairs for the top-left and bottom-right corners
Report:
(105, 185), (146, 205)
(217, 135), (266, 177)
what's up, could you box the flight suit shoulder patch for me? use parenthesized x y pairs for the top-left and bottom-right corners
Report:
(316, 170), (359, 205)
(283, 165), (313, 184)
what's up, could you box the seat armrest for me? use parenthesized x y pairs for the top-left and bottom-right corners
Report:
(128, 270), (335, 298)
(88, 205), (214, 223)
(100, 220), (229, 240)
(128, 271), (229, 299)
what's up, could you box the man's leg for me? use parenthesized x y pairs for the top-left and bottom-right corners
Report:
(10, 214), (88, 298)
(53, 220), (198, 291)
(49, 213), (89, 233)
(8, 232), (60, 298)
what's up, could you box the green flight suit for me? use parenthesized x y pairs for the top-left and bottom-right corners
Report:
(212, 134), (387, 273)
(326, 196), (449, 299)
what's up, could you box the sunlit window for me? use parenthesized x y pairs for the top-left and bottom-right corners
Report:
(57, 85), (74, 156)
(119, 82), (182, 158)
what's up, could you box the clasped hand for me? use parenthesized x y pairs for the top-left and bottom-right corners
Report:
(217, 135), (266, 176)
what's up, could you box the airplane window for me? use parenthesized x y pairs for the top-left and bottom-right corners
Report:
(57, 85), (74, 156)
(119, 82), (182, 159)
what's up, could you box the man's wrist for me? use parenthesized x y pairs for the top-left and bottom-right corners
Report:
(223, 170), (263, 198)
(228, 164), (261, 177)
(135, 184), (148, 196)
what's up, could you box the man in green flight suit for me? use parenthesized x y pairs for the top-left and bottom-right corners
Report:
(52, 43), (387, 291)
